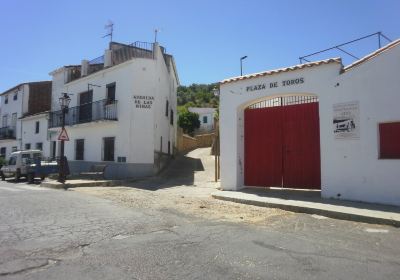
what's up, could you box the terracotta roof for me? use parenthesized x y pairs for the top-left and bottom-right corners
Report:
(343, 39), (400, 72)
(220, 58), (342, 85)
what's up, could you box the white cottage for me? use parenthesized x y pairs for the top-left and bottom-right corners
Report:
(49, 41), (179, 179)
(187, 107), (216, 133)
(219, 39), (400, 206)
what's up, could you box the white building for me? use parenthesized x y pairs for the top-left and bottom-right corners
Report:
(188, 107), (216, 133)
(48, 41), (179, 179)
(219, 39), (400, 206)
(0, 81), (52, 159)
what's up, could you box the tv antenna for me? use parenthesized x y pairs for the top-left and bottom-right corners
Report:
(103, 20), (114, 43)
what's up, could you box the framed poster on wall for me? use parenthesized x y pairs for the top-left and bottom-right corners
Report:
(333, 101), (360, 139)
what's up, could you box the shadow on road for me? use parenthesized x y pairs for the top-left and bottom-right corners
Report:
(124, 152), (206, 191)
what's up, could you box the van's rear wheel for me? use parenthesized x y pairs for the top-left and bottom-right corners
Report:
(14, 169), (20, 182)
(27, 173), (35, 184)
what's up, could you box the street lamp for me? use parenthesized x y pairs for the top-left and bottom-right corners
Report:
(58, 92), (71, 183)
(240, 55), (248, 76)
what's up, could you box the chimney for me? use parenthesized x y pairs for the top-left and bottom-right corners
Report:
(104, 49), (112, 67)
(152, 42), (159, 60)
(81, 60), (89, 77)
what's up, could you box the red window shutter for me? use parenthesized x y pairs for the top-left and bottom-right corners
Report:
(379, 122), (400, 159)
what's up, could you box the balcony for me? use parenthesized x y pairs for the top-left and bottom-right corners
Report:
(49, 99), (118, 128)
(0, 126), (16, 140)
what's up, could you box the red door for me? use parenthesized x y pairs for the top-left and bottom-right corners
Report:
(283, 102), (321, 189)
(244, 100), (320, 189)
(244, 106), (282, 187)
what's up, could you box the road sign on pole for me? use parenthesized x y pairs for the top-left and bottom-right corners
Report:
(58, 128), (69, 141)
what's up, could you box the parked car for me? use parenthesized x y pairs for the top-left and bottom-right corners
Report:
(0, 150), (59, 183)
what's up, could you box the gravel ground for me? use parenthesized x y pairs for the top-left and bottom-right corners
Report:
(73, 148), (292, 225)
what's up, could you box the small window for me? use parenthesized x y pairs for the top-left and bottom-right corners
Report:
(25, 143), (31, 150)
(106, 83), (116, 103)
(35, 121), (40, 134)
(170, 109), (174, 125)
(103, 137), (115, 161)
(36, 143), (43, 151)
(12, 146), (17, 152)
(13, 93), (18, 100)
(75, 139), (84, 160)
(0, 147), (6, 158)
(5, 96), (8, 104)
(379, 122), (400, 159)
(165, 100), (169, 117)
(203, 116), (208, 124)
(168, 141), (171, 155)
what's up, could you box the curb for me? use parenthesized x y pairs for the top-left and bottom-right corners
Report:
(212, 193), (400, 228)
(41, 180), (122, 190)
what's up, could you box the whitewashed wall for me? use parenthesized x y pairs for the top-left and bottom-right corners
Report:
(220, 44), (400, 206)
(21, 114), (50, 158)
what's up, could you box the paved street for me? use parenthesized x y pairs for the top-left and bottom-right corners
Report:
(0, 178), (399, 279)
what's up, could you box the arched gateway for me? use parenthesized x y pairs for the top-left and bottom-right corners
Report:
(244, 95), (321, 189)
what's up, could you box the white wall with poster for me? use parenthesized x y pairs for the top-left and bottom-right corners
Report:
(319, 41), (400, 206)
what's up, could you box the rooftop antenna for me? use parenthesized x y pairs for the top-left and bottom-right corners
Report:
(154, 28), (161, 43)
(103, 20), (114, 43)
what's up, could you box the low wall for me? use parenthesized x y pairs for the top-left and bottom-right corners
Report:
(176, 128), (215, 153)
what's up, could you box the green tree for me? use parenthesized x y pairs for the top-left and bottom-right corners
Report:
(178, 109), (200, 135)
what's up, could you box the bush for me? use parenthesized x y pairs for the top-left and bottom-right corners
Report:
(178, 109), (200, 135)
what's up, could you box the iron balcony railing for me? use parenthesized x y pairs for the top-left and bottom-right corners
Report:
(0, 126), (16, 139)
(49, 99), (118, 128)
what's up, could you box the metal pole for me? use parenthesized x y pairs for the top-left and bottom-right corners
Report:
(240, 60), (243, 76)
(58, 108), (66, 183)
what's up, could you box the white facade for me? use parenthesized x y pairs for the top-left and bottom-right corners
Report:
(219, 40), (400, 206)
(21, 113), (50, 157)
(49, 42), (179, 179)
(0, 82), (51, 159)
(188, 107), (216, 133)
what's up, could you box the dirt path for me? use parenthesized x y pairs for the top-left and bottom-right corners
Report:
(74, 148), (291, 225)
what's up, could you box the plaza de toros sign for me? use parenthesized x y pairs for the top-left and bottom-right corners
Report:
(246, 77), (305, 92)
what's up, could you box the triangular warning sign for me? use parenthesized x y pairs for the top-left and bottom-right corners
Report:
(58, 128), (69, 141)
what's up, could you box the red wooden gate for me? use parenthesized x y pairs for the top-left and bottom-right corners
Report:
(244, 97), (320, 189)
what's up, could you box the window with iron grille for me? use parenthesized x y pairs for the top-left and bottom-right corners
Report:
(103, 137), (115, 161)
(203, 116), (208, 124)
(75, 139), (84, 160)
(4, 96), (8, 104)
(25, 143), (31, 150)
(170, 109), (174, 125)
(13, 93), (18, 100)
(379, 122), (400, 159)
(165, 100), (169, 117)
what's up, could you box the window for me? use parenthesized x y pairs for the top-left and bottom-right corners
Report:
(8, 156), (16, 165)
(4, 96), (8, 104)
(379, 122), (400, 159)
(13, 93), (18, 100)
(0, 147), (6, 158)
(2, 115), (7, 127)
(35, 121), (40, 134)
(25, 143), (31, 150)
(106, 83), (116, 103)
(51, 141), (57, 159)
(165, 100), (169, 117)
(36, 143), (43, 151)
(203, 116), (208, 124)
(75, 139), (84, 160)
(12, 146), (17, 152)
(11, 113), (17, 128)
(168, 141), (171, 155)
(170, 109), (174, 125)
(103, 137), (115, 161)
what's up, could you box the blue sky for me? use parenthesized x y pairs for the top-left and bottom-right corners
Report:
(0, 0), (399, 91)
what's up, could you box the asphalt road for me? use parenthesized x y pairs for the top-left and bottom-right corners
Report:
(0, 180), (399, 280)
